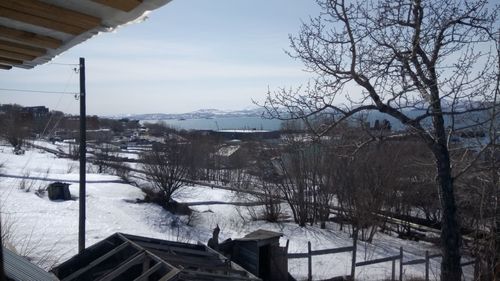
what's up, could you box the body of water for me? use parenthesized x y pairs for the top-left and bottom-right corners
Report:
(140, 117), (283, 131)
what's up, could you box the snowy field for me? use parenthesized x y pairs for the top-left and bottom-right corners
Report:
(0, 142), (473, 280)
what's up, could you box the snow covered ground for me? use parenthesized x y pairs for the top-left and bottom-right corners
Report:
(0, 142), (473, 280)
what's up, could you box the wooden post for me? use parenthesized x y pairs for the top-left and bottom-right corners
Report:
(0, 217), (5, 281)
(308, 241), (312, 281)
(78, 57), (86, 253)
(425, 251), (429, 281)
(399, 247), (403, 281)
(473, 259), (479, 281)
(392, 259), (396, 281)
(285, 239), (290, 274)
(351, 230), (357, 280)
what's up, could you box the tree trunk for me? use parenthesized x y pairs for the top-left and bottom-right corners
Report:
(493, 172), (500, 281)
(434, 145), (462, 281)
(427, 67), (462, 280)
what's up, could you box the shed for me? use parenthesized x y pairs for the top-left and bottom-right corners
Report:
(3, 246), (59, 281)
(226, 229), (288, 281)
(47, 182), (71, 201)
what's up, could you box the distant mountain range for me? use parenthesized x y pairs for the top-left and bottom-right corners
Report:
(110, 108), (265, 120)
(109, 102), (496, 132)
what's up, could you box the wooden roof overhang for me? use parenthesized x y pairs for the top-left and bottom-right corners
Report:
(0, 0), (172, 70)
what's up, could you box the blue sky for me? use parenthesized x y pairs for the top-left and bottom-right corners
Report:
(0, 0), (320, 116)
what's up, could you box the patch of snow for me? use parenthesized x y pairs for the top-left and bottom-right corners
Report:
(215, 145), (240, 157)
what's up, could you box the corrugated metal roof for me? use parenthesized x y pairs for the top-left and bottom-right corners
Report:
(3, 247), (59, 281)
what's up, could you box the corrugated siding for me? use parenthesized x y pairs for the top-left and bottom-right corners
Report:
(3, 247), (59, 281)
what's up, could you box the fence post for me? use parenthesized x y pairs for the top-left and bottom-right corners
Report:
(351, 230), (357, 280)
(399, 247), (403, 281)
(285, 239), (290, 274)
(392, 259), (396, 281)
(473, 259), (479, 281)
(308, 241), (312, 281)
(425, 251), (429, 281)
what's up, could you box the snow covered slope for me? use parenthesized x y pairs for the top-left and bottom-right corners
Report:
(0, 143), (472, 280)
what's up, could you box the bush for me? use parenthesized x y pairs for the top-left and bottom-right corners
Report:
(141, 187), (192, 216)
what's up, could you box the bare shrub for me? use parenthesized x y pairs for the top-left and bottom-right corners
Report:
(1, 213), (16, 249)
(113, 161), (130, 183)
(253, 181), (282, 223)
(66, 162), (76, 173)
(185, 211), (200, 227)
(68, 143), (79, 160)
(245, 205), (261, 221)
(141, 141), (191, 205)
(335, 143), (402, 243)
(18, 172), (36, 192)
(34, 186), (47, 198)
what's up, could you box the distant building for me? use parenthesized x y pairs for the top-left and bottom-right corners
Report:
(20, 106), (49, 119)
(373, 119), (392, 131)
(213, 144), (250, 169)
(208, 129), (281, 140)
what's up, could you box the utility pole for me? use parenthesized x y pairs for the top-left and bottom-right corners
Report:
(78, 57), (86, 253)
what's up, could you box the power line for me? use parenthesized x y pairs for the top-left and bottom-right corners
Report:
(47, 62), (79, 66)
(0, 87), (77, 95)
(41, 69), (78, 140)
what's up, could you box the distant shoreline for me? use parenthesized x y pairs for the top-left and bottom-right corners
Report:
(140, 116), (283, 131)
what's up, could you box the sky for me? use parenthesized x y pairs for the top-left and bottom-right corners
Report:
(0, 0), (321, 116)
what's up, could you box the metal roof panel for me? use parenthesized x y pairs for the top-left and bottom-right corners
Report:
(3, 247), (59, 281)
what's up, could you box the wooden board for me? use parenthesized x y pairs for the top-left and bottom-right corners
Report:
(0, 39), (46, 56)
(0, 26), (62, 49)
(0, 0), (101, 35)
(92, 0), (143, 12)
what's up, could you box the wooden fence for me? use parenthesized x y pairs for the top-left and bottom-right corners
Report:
(287, 240), (476, 281)
(287, 241), (354, 281)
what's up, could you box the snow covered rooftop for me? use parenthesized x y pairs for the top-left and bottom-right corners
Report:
(215, 145), (241, 157)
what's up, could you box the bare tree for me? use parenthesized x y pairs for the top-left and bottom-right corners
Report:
(93, 143), (115, 174)
(251, 179), (283, 223)
(333, 143), (400, 242)
(315, 150), (336, 229)
(273, 139), (319, 227)
(141, 141), (191, 205)
(0, 109), (30, 149)
(262, 1), (499, 279)
(457, 73), (500, 280)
